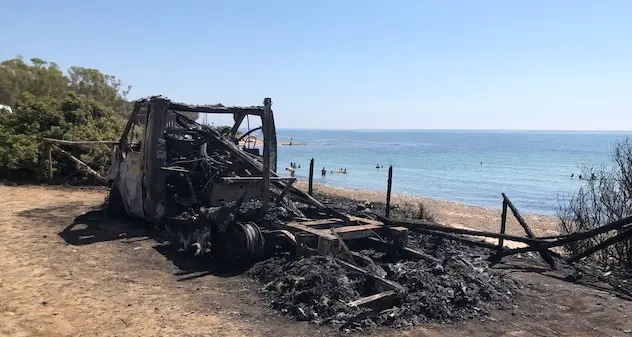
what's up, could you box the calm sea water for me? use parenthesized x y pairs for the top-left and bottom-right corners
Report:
(269, 130), (631, 215)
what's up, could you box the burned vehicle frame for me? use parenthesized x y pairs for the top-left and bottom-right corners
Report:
(104, 95), (455, 311)
(106, 96), (288, 260)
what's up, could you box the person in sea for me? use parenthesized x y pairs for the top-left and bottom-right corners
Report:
(376, 164), (380, 169)
(321, 167), (326, 176)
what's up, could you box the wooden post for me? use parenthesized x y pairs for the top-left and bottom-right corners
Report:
(502, 193), (557, 269)
(49, 144), (108, 184)
(308, 158), (314, 196)
(274, 179), (296, 206)
(498, 199), (508, 251)
(386, 165), (393, 218)
(42, 138), (120, 146)
(261, 98), (272, 212)
(47, 145), (53, 183)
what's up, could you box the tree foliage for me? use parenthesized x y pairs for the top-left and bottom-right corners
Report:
(558, 137), (632, 270)
(215, 125), (232, 135)
(0, 56), (130, 183)
(0, 56), (247, 184)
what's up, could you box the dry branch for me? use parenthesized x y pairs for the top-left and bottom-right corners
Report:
(568, 228), (632, 263)
(43, 138), (119, 146)
(373, 215), (544, 245)
(50, 144), (107, 184)
(495, 216), (632, 259)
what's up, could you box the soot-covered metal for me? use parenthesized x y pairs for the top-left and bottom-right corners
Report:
(104, 96), (519, 329)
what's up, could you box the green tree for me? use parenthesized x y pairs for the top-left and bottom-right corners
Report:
(215, 125), (232, 135)
(0, 56), (130, 183)
(67, 66), (132, 116)
(0, 56), (68, 107)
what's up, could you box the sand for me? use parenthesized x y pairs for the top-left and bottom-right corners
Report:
(294, 181), (560, 246)
(2, 186), (631, 336)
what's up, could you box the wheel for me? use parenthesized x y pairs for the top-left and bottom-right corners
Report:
(107, 184), (126, 218)
(217, 222), (265, 266)
(242, 222), (265, 261)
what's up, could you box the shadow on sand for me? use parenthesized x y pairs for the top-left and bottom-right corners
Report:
(17, 204), (247, 280)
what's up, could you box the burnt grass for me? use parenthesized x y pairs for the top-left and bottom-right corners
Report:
(246, 193), (521, 330)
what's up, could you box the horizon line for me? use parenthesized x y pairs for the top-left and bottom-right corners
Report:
(272, 128), (632, 132)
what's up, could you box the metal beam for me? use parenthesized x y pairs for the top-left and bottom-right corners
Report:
(261, 98), (272, 212)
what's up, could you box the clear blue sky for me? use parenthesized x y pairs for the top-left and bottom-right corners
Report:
(2, 0), (631, 130)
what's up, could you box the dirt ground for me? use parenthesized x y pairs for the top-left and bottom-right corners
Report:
(1, 185), (632, 337)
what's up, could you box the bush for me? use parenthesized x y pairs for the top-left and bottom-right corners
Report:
(0, 56), (130, 183)
(0, 56), (246, 184)
(558, 137), (632, 270)
(403, 201), (436, 222)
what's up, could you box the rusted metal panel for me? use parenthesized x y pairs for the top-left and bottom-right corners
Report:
(209, 182), (263, 206)
(106, 145), (119, 182)
(143, 98), (169, 222)
(109, 95), (285, 222)
(118, 151), (144, 217)
(267, 105), (277, 173)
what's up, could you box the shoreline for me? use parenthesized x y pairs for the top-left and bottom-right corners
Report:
(238, 139), (308, 147)
(294, 181), (560, 244)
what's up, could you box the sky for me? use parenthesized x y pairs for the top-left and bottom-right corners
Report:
(1, 0), (631, 130)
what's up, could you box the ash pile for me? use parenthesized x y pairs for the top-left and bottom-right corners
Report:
(152, 109), (519, 330)
(248, 231), (519, 330)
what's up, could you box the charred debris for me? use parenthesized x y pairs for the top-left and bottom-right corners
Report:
(69, 95), (627, 330)
(94, 96), (519, 329)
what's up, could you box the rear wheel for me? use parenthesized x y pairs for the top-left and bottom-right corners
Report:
(216, 222), (265, 266)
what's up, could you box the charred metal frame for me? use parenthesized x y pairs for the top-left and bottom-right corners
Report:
(109, 96), (278, 221)
(104, 95), (438, 311)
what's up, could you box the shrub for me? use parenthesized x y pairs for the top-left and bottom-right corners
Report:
(558, 137), (632, 270)
(0, 56), (130, 183)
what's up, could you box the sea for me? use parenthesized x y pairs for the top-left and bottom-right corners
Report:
(270, 130), (632, 216)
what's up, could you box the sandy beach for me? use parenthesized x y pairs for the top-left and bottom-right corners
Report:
(294, 181), (560, 247)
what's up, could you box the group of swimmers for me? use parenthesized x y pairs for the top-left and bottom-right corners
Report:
(571, 172), (597, 180)
(291, 162), (389, 176)
(321, 167), (347, 176)
(285, 162), (301, 177)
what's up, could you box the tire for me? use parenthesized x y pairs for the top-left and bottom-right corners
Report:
(214, 222), (265, 267)
(107, 184), (126, 218)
